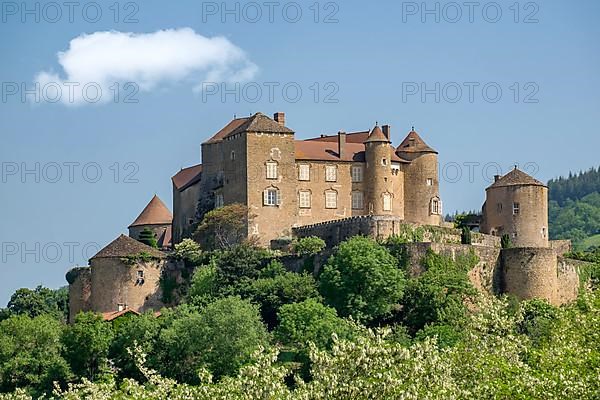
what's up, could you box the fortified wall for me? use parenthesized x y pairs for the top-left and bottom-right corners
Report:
(291, 215), (586, 305)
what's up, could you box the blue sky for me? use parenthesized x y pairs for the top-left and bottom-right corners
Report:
(0, 0), (599, 304)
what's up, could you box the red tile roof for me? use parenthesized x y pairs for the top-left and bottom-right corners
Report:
(172, 164), (203, 191)
(157, 226), (172, 249)
(306, 130), (370, 143)
(294, 140), (408, 163)
(226, 112), (294, 137)
(365, 125), (390, 143)
(396, 130), (437, 154)
(129, 195), (173, 228)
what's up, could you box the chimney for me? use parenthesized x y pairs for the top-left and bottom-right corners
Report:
(273, 112), (285, 126)
(338, 131), (346, 159)
(494, 175), (501, 182)
(382, 124), (391, 141)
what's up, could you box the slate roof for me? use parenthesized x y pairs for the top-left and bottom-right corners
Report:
(487, 168), (546, 189)
(129, 195), (172, 228)
(396, 130), (437, 154)
(172, 164), (203, 191)
(91, 234), (165, 260)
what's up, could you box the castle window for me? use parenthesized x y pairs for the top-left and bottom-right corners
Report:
(426, 178), (433, 186)
(497, 203), (503, 214)
(541, 227), (547, 238)
(299, 190), (311, 208)
(325, 190), (338, 209)
(352, 191), (364, 210)
(383, 193), (392, 211)
(188, 218), (195, 226)
(351, 165), (363, 182)
(117, 303), (125, 312)
(263, 188), (280, 206)
(513, 202), (520, 215)
(325, 165), (337, 182)
(230, 151), (235, 161)
(298, 164), (310, 181)
(430, 197), (442, 215)
(215, 193), (224, 208)
(266, 161), (278, 179)
(381, 158), (388, 166)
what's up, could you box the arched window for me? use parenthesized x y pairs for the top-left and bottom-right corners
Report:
(430, 197), (442, 215)
(382, 192), (392, 211)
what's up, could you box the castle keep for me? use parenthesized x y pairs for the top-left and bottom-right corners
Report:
(66, 112), (587, 320)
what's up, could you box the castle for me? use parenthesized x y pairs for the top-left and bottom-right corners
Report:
(66, 112), (589, 322)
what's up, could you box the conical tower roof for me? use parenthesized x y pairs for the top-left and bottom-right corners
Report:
(128, 195), (172, 228)
(91, 234), (165, 260)
(364, 124), (390, 143)
(487, 167), (546, 189)
(396, 129), (437, 154)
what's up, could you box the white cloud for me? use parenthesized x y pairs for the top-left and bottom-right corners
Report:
(34, 28), (258, 105)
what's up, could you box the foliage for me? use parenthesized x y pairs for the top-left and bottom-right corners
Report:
(159, 275), (178, 304)
(62, 313), (114, 381)
(291, 237), (326, 257)
(319, 236), (405, 322)
(210, 244), (274, 292)
(157, 297), (269, 382)
(517, 299), (558, 346)
(194, 204), (256, 251)
(5, 286), (68, 321)
(401, 250), (478, 335)
(172, 238), (203, 265)
(121, 252), (161, 265)
(241, 268), (321, 329)
(0, 315), (71, 395)
(187, 262), (219, 307)
(275, 299), (354, 352)
(138, 228), (158, 248)
(461, 226), (472, 245)
(501, 234), (512, 249)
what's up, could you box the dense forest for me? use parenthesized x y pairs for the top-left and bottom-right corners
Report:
(0, 204), (599, 399)
(548, 166), (600, 248)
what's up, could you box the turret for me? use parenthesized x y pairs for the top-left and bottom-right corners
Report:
(128, 195), (173, 249)
(480, 167), (548, 247)
(364, 124), (394, 215)
(396, 128), (441, 225)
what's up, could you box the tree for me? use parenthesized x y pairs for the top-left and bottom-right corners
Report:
(62, 312), (114, 381)
(319, 236), (406, 322)
(291, 236), (326, 257)
(402, 250), (477, 335)
(138, 228), (158, 248)
(158, 297), (269, 382)
(276, 299), (354, 351)
(172, 238), (203, 266)
(461, 226), (472, 245)
(6, 286), (68, 321)
(242, 266), (321, 329)
(0, 314), (71, 395)
(211, 244), (273, 291)
(501, 234), (512, 249)
(194, 204), (256, 250)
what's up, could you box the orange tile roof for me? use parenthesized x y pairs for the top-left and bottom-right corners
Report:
(226, 112), (294, 137)
(365, 125), (390, 143)
(172, 164), (203, 191)
(306, 130), (370, 143)
(129, 195), (173, 228)
(157, 226), (172, 249)
(396, 130), (437, 154)
(102, 309), (140, 321)
(294, 140), (408, 163)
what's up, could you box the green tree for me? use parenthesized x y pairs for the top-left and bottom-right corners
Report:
(211, 244), (273, 291)
(319, 236), (406, 322)
(461, 226), (472, 245)
(6, 286), (68, 321)
(0, 314), (71, 395)
(501, 234), (512, 249)
(158, 297), (269, 382)
(62, 312), (114, 381)
(243, 267), (321, 329)
(138, 228), (158, 248)
(194, 204), (256, 250)
(291, 236), (326, 257)
(172, 238), (203, 266)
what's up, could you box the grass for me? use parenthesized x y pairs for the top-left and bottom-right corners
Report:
(577, 234), (600, 251)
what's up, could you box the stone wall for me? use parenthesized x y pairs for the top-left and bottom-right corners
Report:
(67, 267), (91, 323)
(172, 180), (202, 244)
(500, 247), (558, 304)
(550, 239), (572, 256)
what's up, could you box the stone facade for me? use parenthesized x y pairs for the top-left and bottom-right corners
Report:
(172, 112), (443, 247)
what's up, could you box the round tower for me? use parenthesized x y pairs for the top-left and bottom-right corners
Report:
(481, 167), (548, 248)
(364, 124), (394, 215)
(396, 128), (441, 225)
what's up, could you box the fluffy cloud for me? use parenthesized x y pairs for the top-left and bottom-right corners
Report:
(34, 28), (258, 105)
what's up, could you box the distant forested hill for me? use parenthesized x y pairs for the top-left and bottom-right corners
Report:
(548, 167), (600, 248)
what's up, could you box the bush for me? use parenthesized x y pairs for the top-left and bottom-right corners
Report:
(319, 236), (406, 322)
(172, 239), (203, 266)
(194, 204), (256, 251)
(291, 236), (326, 257)
(138, 228), (158, 248)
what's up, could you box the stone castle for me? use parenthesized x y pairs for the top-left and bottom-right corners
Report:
(67, 112), (589, 322)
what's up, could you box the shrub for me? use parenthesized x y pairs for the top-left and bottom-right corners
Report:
(291, 236), (326, 257)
